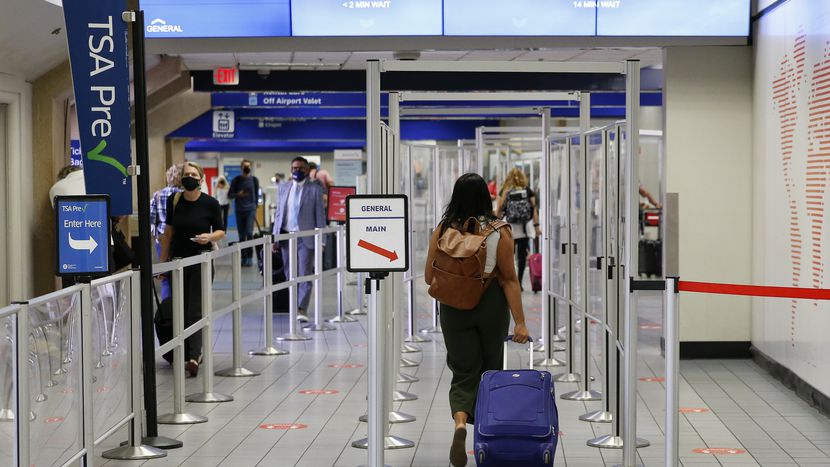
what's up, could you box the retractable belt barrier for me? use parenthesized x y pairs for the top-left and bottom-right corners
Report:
(644, 277), (830, 467)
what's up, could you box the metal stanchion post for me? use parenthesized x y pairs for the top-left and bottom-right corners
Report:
(159, 263), (208, 424)
(404, 279), (429, 343)
(305, 230), (336, 331)
(554, 138), (580, 383)
(277, 236), (311, 341)
(348, 272), (368, 316)
(562, 130), (601, 402)
(419, 299), (442, 334)
(250, 236), (291, 355)
(104, 273), (167, 459)
(189, 255), (237, 400)
(536, 296), (566, 367)
(78, 284), (95, 465)
(583, 127), (613, 424)
(328, 228), (358, 323)
(665, 277), (680, 467)
(15, 303), (31, 466)
(216, 247), (261, 377)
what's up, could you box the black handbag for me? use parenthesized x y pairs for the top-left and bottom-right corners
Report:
(111, 219), (134, 271)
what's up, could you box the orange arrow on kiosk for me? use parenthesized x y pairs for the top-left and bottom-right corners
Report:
(357, 239), (398, 262)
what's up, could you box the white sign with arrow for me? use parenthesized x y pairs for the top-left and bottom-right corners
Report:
(346, 195), (409, 273)
(68, 233), (99, 253)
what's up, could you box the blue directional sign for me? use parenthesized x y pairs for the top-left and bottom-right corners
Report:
(55, 195), (111, 276)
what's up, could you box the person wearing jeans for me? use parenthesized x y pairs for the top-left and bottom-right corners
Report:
(228, 159), (259, 266)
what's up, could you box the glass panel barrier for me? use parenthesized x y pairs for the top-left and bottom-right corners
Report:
(587, 131), (605, 321)
(570, 135), (584, 309)
(549, 137), (570, 300)
(29, 292), (83, 467)
(91, 278), (131, 441)
(409, 145), (434, 274)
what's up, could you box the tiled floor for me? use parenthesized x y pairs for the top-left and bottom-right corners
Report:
(93, 257), (830, 466)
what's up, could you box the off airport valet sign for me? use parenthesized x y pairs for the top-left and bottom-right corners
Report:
(55, 195), (111, 277)
(63, 0), (133, 216)
(346, 195), (409, 273)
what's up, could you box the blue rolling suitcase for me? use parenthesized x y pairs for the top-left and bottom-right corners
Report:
(474, 337), (559, 466)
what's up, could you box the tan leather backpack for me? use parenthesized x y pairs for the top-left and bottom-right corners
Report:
(428, 217), (509, 310)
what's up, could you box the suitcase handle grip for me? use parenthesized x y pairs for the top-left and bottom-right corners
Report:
(503, 336), (534, 370)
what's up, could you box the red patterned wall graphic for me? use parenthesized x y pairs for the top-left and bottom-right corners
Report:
(807, 41), (830, 308)
(772, 31), (830, 346)
(772, 31), (806, 346)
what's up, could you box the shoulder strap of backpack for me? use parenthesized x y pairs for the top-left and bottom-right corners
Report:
(480, 219), (509, 237)
(169, 192), (182, 223)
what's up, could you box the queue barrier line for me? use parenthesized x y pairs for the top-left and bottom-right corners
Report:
(0, 272), (161, 465)
(678, 280), (830, 300)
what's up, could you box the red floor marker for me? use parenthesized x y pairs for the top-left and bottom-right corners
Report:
(260, 423), (308, 430)
(328, 363), (364, 369)
(692, 448), (745, 455)
(59, 388), (73, 395)
(467, 450), (475, 455)
(640, 324), (662, 330)
(298, 389), (339, 395)
(527, 316), (541, 323)
(679, 408), (710, 414)
(353, 344), (367, 348)
(96, 386), (109, 393)
(45, 417), (64, 424)
(528, 307), (542, 311)
(640, 377), (665, 382)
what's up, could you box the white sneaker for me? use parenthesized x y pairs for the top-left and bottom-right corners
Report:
(297, 310), (309, 322)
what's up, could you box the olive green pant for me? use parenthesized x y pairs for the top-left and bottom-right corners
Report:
(440, 282), (510, 423)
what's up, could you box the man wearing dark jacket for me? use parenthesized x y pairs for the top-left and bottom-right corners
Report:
(228, 159), (260, 266)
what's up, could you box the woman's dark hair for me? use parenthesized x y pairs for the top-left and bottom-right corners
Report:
(440, 173), (494, 234)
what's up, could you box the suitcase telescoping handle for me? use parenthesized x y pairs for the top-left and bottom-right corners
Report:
(503, 335), (534, 371)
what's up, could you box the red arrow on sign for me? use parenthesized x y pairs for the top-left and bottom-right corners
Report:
(357, 239), (398, 261)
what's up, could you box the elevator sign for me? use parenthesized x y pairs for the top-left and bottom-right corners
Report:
(346, 195), (409, 273)
(55, 195), (111, 277)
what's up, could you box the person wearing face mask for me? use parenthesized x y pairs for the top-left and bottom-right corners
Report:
(228, 159), (260, 266)
(272, 156), (326, 322)
(159, 161), (225, 377)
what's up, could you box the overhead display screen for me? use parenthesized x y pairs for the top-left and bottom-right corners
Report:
(596, 0), (750, 36)
(291, 0), (443, 36)
(142, 0), (750, 38)
(443, 0), (595, 36)
(142, 0), (291, 38)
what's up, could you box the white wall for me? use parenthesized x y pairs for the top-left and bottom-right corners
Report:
(664, 46), (754, 343)
(0, 73), (33, 302)
(753, 0), (830, 396)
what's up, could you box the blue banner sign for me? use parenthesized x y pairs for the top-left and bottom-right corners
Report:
(55, 195), (111, 276)
(63, 1), (133, 215)
(142, 0), (291, 38)
(70, 140), (83, 167)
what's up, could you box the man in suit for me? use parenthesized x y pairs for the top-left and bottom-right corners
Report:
(273, 156), (326, 321)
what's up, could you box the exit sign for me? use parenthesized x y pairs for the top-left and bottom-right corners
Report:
(213, 67), (239, 86)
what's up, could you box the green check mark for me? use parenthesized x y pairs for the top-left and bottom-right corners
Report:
(87, 140), (128, 178)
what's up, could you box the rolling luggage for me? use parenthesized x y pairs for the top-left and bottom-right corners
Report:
(474, 337), (559, 467)
(528, 253), (543, 293)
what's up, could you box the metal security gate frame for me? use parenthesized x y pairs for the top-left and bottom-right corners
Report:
(364, 59), (644, 467)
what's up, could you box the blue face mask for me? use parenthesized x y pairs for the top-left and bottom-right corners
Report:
(292, 169), (306, 181)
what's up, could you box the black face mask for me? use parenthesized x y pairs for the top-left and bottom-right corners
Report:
(182, 176), (200, 191)
(242, 166), (251, 175)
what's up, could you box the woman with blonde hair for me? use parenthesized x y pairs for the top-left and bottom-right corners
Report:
(159, 161), (225, 376)
(497, 168), (541, 291)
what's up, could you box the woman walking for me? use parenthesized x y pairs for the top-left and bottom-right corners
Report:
(159, 161), (225, 377)
(497, 168), (541, 291)
(425, 173), (529, 467)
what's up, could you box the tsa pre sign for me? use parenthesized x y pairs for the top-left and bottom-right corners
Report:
(346, 195), (409, 273)
(55, 196), (111, 276)
(62, 1), (133, 215)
